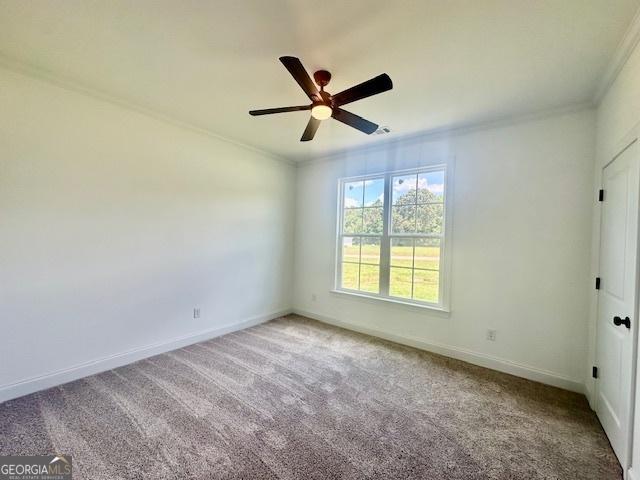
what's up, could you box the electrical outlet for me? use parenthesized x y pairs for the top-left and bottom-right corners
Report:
(193, 308), (200, 319)
(486, 329), (497, 341)
(311, 293), (317, 301)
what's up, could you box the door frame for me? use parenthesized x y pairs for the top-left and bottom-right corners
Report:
(594, 124), (640, 477)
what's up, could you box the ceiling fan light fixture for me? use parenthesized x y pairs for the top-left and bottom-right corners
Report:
(311, 104), (332, 120)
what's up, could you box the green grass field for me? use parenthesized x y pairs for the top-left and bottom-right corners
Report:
(342, 244), (440, 302)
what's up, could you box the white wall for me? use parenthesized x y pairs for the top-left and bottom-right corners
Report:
(293, 109), (596, 392)
(0, 67), (295, 401)
(590, 36), (640, 479)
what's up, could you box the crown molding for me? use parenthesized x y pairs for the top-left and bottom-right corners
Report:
(296, 101), (593, 166)
(0, 53), (295, 167)
(593, 6), (640, 105)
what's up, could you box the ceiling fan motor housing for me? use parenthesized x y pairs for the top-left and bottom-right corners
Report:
(317, 90), (332, 106)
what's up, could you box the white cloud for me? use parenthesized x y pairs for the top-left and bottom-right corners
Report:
(393, 179), (415, 193)
(394, 177), (444, 195)
(344, 197), (360, 208)
(427, 183), (444, 194)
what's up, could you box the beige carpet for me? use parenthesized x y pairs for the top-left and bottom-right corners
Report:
(0, 315), (621, 479)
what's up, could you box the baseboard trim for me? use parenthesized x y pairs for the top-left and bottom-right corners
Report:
(585, 379), (596, 411)
(0, 309), (291, 404)
(293, 308), (584, 394)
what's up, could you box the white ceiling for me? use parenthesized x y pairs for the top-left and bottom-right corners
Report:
(0, 0), (638, 161)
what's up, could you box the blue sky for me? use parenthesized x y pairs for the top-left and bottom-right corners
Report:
(345, 172), (444, 208)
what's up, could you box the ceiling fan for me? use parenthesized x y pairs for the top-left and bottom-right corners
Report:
(249, 56), (393, 142)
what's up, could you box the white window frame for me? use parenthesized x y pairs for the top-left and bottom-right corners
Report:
(333, 164), (452, 312)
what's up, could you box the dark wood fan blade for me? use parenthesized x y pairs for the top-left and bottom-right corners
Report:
(332, 74), (392, 106)
(301, 117), (321, 142)
(332, 108), (378, 134)
(249, 105), (311, 116)
(280, 56), (320, 101)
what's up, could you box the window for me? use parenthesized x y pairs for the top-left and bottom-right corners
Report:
(335, 166), (449, 309)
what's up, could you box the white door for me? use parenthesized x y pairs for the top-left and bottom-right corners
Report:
(595, 139), (640, 467)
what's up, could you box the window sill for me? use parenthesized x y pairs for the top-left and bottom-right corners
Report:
(329, 289), (451, 315)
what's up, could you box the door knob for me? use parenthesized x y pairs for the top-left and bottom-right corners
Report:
(613, 316), (631, 329)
